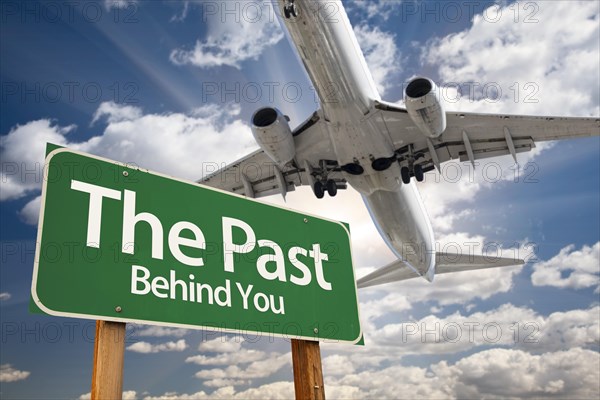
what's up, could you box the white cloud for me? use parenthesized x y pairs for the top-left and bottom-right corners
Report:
(126, 339), (188, 354)
(197, 337), (245, 353)
(194, 352), (290, 383)
(132, 325), (190, 338)
(170, 1), (190, 22)
(423, 1), (600, 116)
(0, 120), (72, 201)
(445, 347), (599, 399)
(18, 195), (41, 225)
(359, 291), (412, 325)
(369, 304), (599, 355)
(203, 379), (248, 388)
(170, 1), (284, 69)
(0, 292), (11, 301)
(91, 101), (143, 125)
(534, 307), (600, 352)
(138, 346), (600, 399)
(389, 257), (522, 306)
(0, 102), (257, 224)
(354, 24), (401, 95)
(322, 354), (356, 376)
(347, 0), (400, 21)
(143, 382), (294, 400)
(103, 0), (137, 11)
(532, 242), (600, 291)
(186, 349), (266, 366)
(327, 347), (599, 399)
(0, 364), (30, 382)
(79, 390), (137, 400)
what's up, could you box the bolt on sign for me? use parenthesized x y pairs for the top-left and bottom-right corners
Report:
(31, 146), (362, 344)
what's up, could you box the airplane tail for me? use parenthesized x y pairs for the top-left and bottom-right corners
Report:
(356, 252), (524, 289)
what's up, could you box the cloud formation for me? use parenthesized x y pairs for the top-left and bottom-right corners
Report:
(0, 102), (257, 224)
(532, 242), (600, 291)
(170, 1), (284, 69)
(132, 325), (190, 338)
(0, 364), (30, 383)
(423, 1), (600, 116)
(126, 339), (188, 354)
(82, 347), (599, 399)
(354, 24), (401, 95)
(194, 352), (291, 388)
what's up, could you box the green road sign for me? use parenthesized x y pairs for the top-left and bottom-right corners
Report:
(31, 146), (362, 344)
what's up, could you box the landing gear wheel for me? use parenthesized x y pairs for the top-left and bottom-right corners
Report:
(326, 180), (337, 197)
(401, 166), (411, 184)
(284, 4), (297, 18)
(414, 164), (424, 182)
(313, 181), (325, 199)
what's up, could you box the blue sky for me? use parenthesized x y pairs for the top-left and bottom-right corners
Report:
(1, 0), (599, 398)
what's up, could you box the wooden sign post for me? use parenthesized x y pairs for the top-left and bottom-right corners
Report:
(291, 339), (325, 400)
(91, 321), (126, 400)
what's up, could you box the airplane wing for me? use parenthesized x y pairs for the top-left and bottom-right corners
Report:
(357, 252), (524, 289)
(371, 101), (600, 173)
(199, 111), (346, 197)
(200, 102), (598, 196)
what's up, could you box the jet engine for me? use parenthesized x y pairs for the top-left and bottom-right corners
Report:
(404, 77), (447, 138)
(251, 107), (296, 166)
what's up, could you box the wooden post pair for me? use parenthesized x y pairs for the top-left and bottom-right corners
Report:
(91, 322), (325, 400)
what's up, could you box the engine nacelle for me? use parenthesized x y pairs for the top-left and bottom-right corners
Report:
(404, 77), (447, 138)
(251, 107), (296, 166)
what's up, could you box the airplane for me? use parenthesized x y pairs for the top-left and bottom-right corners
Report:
(200, 0), (600, 288)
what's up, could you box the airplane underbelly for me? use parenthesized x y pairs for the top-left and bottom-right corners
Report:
(325, 114), (400, 193)
(363, 183), (436, 280)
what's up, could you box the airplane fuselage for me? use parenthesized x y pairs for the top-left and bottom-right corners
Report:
(279, 0), (436, 279)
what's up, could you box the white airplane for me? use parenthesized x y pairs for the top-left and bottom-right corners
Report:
(200, 0), (600, 287)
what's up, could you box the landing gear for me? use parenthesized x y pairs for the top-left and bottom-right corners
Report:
(396, 144), (426, 184)
(313, 181), (325, 199)
(326, 179), (338, 197)
(414, 164), (424, 182)
(400, 164), (424, 184)
(313, 180), (337, 199)
(401, 166), (411, 184)
(283, 1), (297, 18)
